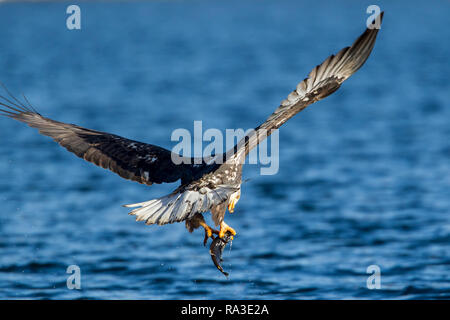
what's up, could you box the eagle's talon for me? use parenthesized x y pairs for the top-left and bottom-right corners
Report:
(203, 234), (209, 246)
(227, 190), (241, 213)
(202, 225), (219, 246)
(219, 221), (237, 239)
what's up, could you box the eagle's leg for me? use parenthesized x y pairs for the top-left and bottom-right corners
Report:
(219, 221), (237, 240)
(199, 219), (219, 246)
(227, 189), (241, 213)
(186, 213), (219, 246)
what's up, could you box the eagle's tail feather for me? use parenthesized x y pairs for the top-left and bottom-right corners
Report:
(124, 191), (195, 226)
(123, 185), (238, 226)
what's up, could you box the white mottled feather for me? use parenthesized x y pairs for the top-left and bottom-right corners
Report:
(124, 185), (239, 226)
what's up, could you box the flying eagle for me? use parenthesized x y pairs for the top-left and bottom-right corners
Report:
(0, 13), (383, 271)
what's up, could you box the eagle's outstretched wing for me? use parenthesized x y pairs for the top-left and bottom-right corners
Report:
(0, 96), (194, 186)
(241, 12), (384, 156)
(265, 12), (384, 131)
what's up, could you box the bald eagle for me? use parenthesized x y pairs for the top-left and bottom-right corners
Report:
(0, 13), (383, 269)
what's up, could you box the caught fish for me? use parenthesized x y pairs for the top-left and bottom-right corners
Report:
(209, 231), (233, 276)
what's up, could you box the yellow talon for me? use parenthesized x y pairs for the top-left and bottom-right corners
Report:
(199, 220), (219, 246)
(219, 221), (236, 240)
(227, 190), (241, 213)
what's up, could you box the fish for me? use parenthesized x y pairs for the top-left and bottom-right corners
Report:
(209, 231), (233, 276)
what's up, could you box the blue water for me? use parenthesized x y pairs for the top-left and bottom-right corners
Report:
(0, 0), (449, 299)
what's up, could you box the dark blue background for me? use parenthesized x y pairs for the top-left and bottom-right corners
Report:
(0, 0), (449, 299)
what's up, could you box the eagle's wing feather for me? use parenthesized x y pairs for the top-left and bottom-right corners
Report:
(0, 101), (193, 185)
(258, 12), (384, 134)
